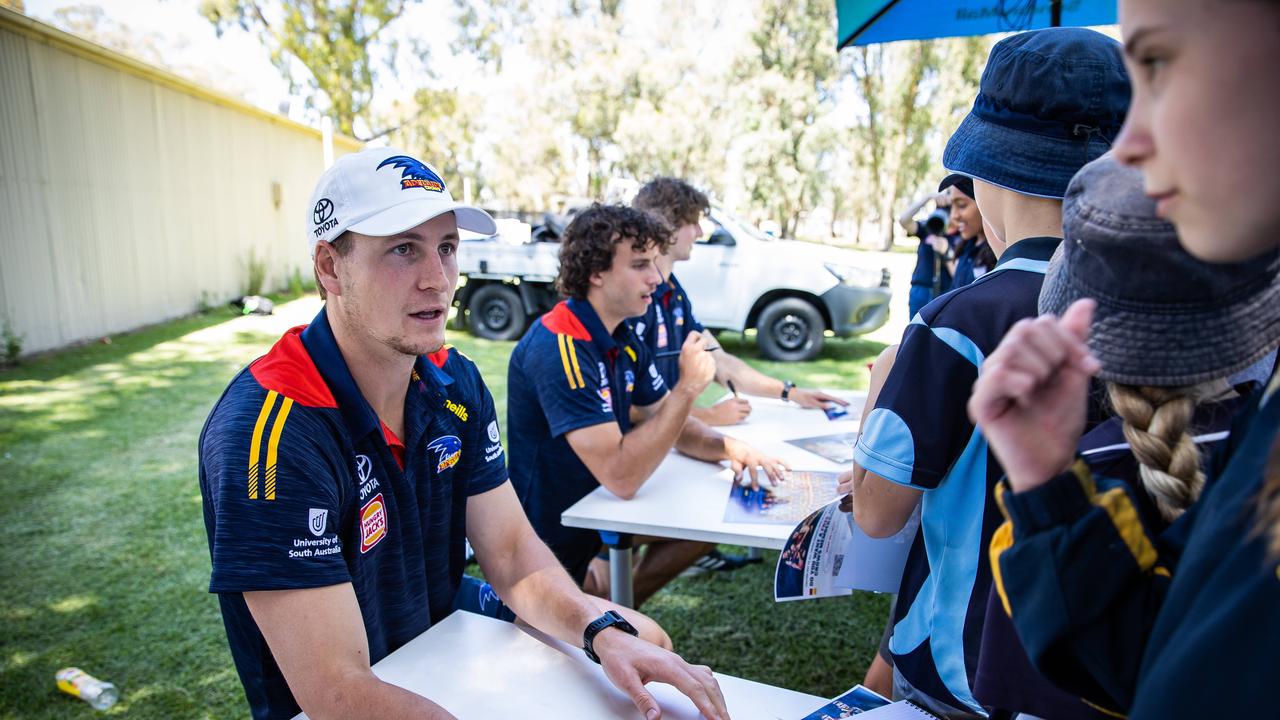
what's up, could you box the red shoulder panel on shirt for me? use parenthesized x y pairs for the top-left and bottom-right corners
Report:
(541, 301), (591, 341)
(249, 326), (338, 408)
(427, 346), (451, 369)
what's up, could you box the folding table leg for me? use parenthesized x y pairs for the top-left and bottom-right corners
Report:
(599, 531), (635, 608)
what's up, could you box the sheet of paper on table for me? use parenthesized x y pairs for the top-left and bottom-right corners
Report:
(723, 470), (840, 525)
(799, 683), (891, 718)
(786, 432), (859, 465)
(850, 701), (941, 718)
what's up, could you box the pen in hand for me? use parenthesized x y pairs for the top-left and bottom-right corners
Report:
(654, 344), (721, 359)
(727, 380), (738, 398)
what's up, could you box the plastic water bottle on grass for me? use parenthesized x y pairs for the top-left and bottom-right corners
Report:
(56, 667), (118, 710)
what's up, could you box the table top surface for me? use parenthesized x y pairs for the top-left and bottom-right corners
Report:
(561, 392), (865, 550)
(292, 610), (828, 719)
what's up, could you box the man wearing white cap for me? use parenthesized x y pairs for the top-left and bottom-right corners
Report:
(198, 148), (729, 720)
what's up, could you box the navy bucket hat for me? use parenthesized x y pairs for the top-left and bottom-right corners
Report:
(1039, 155), (1280, 386)
(943, 27), (1130, 200)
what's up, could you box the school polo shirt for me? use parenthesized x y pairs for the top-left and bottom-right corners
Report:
(199, 308), (508, 720)
(852, 236), (1060, 715)
(633, 272), (704, 387)
(508, 298), (667, 580)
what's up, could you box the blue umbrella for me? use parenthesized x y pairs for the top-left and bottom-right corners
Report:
(837, 0), (1116, 48)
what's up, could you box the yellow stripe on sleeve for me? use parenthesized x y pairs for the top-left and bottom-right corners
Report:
(567, 337), (585, 388)
(988, 520), (1016, 616)
(1071, 459), (1158, 572)
(263, 398), (294, 501)
(1080, 698), (1128, 718)
(247, 391), (278, 499)
(1097, 486), (1157, 571)
(557, 334), (578, 389)
(624, 346), (637, 362)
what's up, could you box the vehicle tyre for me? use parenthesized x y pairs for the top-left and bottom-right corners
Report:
(467, 284), (527, 341)
(756, 297), (824, 362)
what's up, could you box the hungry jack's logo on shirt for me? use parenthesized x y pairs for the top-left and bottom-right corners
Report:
(359, 493), (387, 553)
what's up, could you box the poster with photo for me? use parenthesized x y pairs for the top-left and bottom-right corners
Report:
(798, 684), (892, 719)
(723, 471), (840, 525)
(786, 432), (858, 465)
(774, 500), (852, 602)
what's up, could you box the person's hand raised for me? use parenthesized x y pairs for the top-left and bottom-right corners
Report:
(968, 300), (1101, 492)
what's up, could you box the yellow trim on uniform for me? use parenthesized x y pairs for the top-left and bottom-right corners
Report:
(1154, 566), (1171, 577)
(247, 391), (278, 499)
(557, 334), (578, 389)
(624, 346), (637, 362)
(263, 398), (294, 501)
(1081, 697), (1128, 718)
(566, 338), (585, 388)
(1070, 459), (1157, 572)
(989, 519), (1016, 616)
(1096, 486), (1157, 571)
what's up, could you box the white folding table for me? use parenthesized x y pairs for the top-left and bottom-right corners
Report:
(561, 393), (865, 606)
(292, 610), (828, 719)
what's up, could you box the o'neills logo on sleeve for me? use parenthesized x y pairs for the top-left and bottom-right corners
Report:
(359, 493), (388, 553)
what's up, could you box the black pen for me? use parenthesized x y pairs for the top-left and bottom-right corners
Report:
(727, 380), (738, 398)
(654, 344), (720, 359)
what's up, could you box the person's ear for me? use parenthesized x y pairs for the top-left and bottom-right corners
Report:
(589, 269), (607, 289)
(314, 242), (343, 298)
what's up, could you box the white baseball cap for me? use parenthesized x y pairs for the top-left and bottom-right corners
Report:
(306, 147), (497, 256)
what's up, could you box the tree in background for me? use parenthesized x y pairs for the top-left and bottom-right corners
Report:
(732, 0), (838, 239)
(199, 0), (419, 138)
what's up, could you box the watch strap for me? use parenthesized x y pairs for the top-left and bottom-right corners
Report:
(583, 610), (638, 663)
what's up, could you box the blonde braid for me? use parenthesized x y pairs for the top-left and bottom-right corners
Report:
(1108, 383), (1209, 522)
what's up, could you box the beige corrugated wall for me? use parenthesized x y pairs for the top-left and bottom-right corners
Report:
(0, 8), (361, 355)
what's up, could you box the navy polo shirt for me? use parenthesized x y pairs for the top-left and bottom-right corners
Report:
(199, 308), (508, 720)
(633, 272), (705, 387)
(508, 298), (667, 580)
(852, 237), (1060, 714)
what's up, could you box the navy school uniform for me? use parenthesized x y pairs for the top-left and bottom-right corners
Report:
(633, 272), (704, 387)
(852, 237), (1060, 715)
(976, 397), (1242, 719)
(198, 308), (508, 720)
(508, 298), (667, 582)
(992, 369), (1280, 719)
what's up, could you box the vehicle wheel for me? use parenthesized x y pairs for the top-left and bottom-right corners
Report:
(756, 298), (824, 362)
(467, 284), (527, 341)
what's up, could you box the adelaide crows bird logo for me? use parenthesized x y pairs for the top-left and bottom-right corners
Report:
(376, 155), (445, 193)
(427, 435), (462, 473)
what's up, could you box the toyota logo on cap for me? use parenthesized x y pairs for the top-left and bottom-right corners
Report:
(313, 198), (334, 225)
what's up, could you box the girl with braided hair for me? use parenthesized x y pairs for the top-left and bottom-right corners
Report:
(969, 154), (1273, 720)
(968, 1), (1280, 716)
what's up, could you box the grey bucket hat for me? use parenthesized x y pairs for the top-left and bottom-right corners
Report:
(1038, 155), (1280, 386)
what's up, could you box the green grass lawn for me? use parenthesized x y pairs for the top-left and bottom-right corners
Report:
(0, 297), (888, 719)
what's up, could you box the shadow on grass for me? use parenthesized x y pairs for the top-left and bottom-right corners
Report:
(0, 308), (244, 383)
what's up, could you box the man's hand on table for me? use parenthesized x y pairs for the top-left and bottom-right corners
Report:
(724, 437), (789, 491)
(593, 628), (730, 720)
(787, 388), (849, 410)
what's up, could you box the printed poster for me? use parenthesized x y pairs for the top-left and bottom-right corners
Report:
(798, 684), (891, 719)
(786, 432), (858, 465)
(723, 471), (841, 525)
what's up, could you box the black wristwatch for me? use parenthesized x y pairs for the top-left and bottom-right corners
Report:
(582, 610), (639, 664)
(781, 380), (795, 402)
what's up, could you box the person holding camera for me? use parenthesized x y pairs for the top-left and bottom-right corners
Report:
(898, 189), (954, 319)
